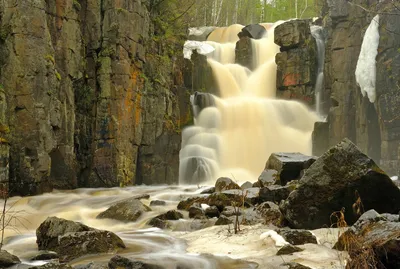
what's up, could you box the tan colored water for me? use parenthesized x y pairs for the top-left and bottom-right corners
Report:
(180, 22), (318, 184)
(2, 186), (256, 269)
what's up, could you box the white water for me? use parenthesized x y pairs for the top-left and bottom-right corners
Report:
(2, 186), (256, 269)
(180, 23), (319, 185)
(311, 25), (327, 116)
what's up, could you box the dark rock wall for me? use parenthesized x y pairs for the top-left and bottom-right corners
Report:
(0, 0), (190, 195)
(315, 0), (400, 175)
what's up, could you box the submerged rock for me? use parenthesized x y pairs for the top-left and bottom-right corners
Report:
(0, 250), (20, 268)
(280, 138), (400, 229)
(96, 197), (151, 222)
(30, 251), (59, 261)
(147, 218), (170, 229)
(108, 255), (163, 269)
(36, 217), (125, 262)
(265, 153), (316, 185)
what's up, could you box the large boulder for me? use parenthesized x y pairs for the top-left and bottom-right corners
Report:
(280, 138), (400, 229)
(96, 197), (151, 222)
(235, 36), (253, 70)
(0, 250), (20, 268)
(259, 185), (292, 203)
(265, 153), (316, 185)
(36, 217), (125, 262)
(254, 169), (277, 187)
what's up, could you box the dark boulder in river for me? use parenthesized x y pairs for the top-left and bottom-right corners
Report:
(36, 217), (125, 262)
(280, 138), (400, 229)
(238, 24), (267, 40)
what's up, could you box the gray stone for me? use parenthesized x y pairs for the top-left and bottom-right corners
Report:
(96, 198), (151, 222)
(0, 250), (20, 268)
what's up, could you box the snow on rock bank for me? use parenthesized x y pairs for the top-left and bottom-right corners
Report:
(183, 41), (215, 59)
(355, 15), (380, 103)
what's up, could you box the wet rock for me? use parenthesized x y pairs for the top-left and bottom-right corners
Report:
(205, 206), (220, 218)
(96, 197), (151, 222)
(235, 36), (253, 70)
(131, 194), (151, 200)
(274, 20), (312, 50)
(312, 121), (329, 157)
(155, 210), (183, 220)
(150, 200), (166, 206)
(108, 255), (163, 269)
(200, 187), (215, 194)
(280, 139), (400, 229)
(265, 153), (316, 186)
(30, 251), (59, 261)
(0, 250), (20, 267)
(189, 205), (205, 219)
(238, 24), (267, 40)
(277, 229), (318, 245)
(215, 177), (240, 192)
(282, 262), (312, 269)
(215, 215), (233, 226)
(276, 244), (304, 255)
(254, 169), (277, 187)
(147, 218), (170, 229)
(37, 217), (93, 250)
(177, 197), (200, 210)
(58, 230), (125, 262)
(240, 181), (253, 190)
(335, 220), (400, 268)
(259, 185), (291, 203)
(36, 217), (125, 263)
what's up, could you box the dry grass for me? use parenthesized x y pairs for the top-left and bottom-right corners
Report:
(330, 192), (381, 269)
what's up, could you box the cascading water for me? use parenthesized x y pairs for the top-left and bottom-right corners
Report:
(180, 23), (319, 185)
(310, 25), (327, 116)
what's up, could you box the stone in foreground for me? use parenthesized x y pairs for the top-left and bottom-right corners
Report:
(36, 217), (125, 262)
(280, 138), (400, 229)
(0, 250), (20, 268)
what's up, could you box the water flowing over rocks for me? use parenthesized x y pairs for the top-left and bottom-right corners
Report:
(108, 255), (163, 269)
(36, 217), (125, 262)
(280, 138), (400, 229)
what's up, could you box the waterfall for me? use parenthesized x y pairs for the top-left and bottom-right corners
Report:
(310, 25), (327, 116)
(180, 23), (319, 185)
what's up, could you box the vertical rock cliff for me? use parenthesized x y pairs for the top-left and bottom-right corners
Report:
(314, 0), (400, 175)
(0, 0), (191, 195)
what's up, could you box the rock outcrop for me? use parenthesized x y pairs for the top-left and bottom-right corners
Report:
(313, 0), (400, 176)
(0, 0), (190, 195)
(274, 19), (317, 106)
(281, 138), (400, 229)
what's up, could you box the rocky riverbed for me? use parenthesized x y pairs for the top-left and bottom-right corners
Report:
(0, 138), (399, 269)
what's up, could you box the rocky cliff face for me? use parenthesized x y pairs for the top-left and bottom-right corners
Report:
(0, 0), (191, 195)
(313, 0), (400, 175)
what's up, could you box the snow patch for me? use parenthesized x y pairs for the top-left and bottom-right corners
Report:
(391, 176), (398, 181)
(183, 41), (215, 59)
(355, 15), (380, 103)
(259, 230), (288, 247)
